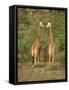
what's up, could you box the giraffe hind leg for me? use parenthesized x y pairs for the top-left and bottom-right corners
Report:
(52, 48), (55, 64)
(49, 55), (51, 64)
(32, 56), (34, 64)
(49, 50), (52, 64)
(52, 53), (55, 64)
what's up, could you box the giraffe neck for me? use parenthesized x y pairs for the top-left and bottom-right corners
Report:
(37, 27), (40, 36)
(37, 27), (41, 41)
(49, 26), (53, 41)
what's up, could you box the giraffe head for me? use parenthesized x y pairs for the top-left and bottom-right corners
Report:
(46, 22), (51, 28)
(39, 21), (44, 28)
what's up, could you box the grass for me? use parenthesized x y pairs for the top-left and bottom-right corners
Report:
(18, 62), (65, 82)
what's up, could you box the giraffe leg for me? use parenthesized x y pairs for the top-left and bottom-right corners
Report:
(49, 56), (51, 64)
(52, 52), (55, 64)
(52, 57), (54, 64)
(48, 48), (51, 64)
(37, 55), (39, 64)
(32, 56), (34, 64)
(38, 50), (40, 64)
(34, 48), (38, 65)
(34, 57), (37, 65)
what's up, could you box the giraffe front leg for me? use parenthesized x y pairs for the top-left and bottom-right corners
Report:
(48, 49), (51, 64)
(34, 56), (37, 65)
(32, 57), (37, 67)
(52, 49), (55, 64)
(52, 54), (55, 64)
(38, 52), (40, 64)
(49, 56), (51, 64)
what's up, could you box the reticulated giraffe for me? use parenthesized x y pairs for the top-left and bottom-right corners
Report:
(31, 21), (44, 65)
(46, 22), (56, 64)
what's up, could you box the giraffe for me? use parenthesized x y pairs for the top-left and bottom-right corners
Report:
(46, 22), (56, 64)
(31, 21), (44, 65)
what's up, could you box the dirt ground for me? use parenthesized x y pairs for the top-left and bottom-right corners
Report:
(17, 62), (65, 82)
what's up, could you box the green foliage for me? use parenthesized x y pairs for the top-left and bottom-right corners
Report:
(57, 51), (65, 67)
